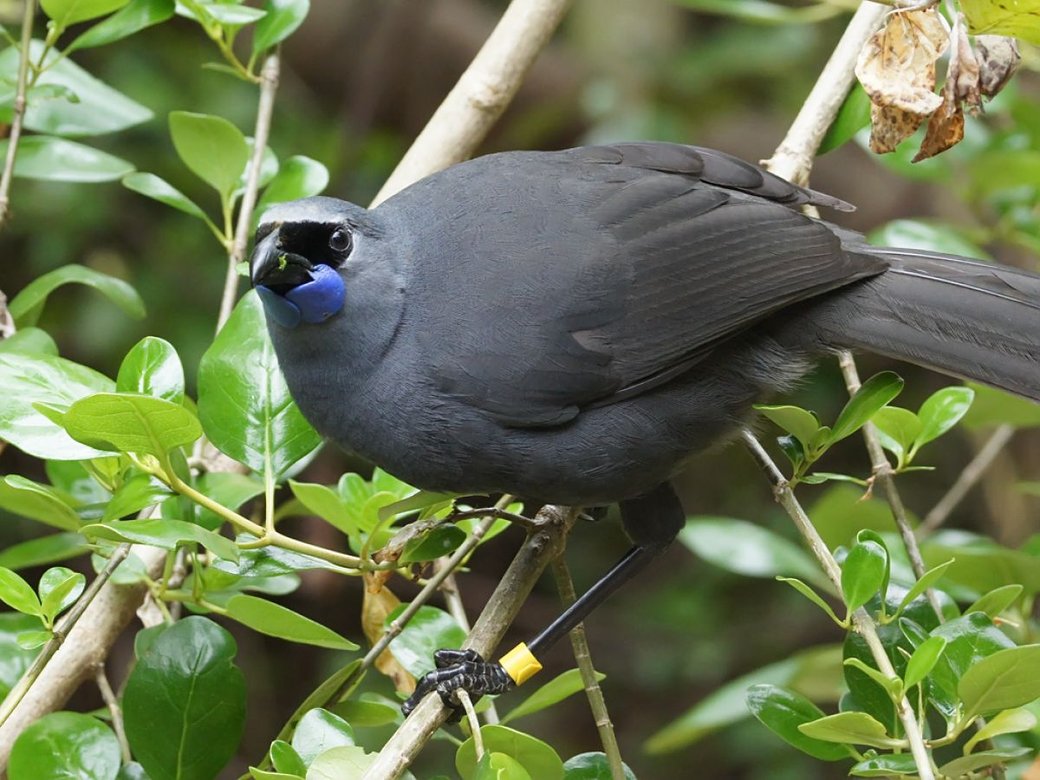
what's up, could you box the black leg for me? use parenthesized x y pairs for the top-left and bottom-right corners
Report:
(401, 482), (685, 717)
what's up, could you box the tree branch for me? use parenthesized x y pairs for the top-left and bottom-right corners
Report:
(0, 0), (38, 228)
(370, 0), (574, 206)
(764, 1), (887, 183)
(361, 505), (578, 780)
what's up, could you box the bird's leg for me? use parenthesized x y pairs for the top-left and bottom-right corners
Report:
(401, 483), (684, 719)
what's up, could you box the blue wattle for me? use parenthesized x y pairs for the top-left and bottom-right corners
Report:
(286, 264), (346, 324)
(257, 265), (346, 329)
(256, 285), (302, 328)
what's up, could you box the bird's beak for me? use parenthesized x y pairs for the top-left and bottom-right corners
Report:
(249, 228), (314, 291)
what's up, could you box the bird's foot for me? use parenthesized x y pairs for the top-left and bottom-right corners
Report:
(402, 649), (514, 722)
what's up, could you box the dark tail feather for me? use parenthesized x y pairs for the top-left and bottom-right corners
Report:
(803, 248), (1040, 402)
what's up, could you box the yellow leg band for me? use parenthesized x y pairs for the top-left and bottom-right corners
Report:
(499, 642), (542, 685)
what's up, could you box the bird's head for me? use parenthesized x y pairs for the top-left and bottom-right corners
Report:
(249, 196), (375, 329)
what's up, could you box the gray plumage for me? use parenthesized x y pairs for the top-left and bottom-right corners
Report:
(251, 143), (1040, 508)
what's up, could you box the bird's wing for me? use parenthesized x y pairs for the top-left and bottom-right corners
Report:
(410, 143), (883, 427)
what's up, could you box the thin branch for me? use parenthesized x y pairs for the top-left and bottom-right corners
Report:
(838, 352), (944, 621)
(764, 0), (887, 183)
(552, 557), (625, 780)
(370, 0), (574, 206)
(217, 52), (280, 331)
(94, 663), (131, 763)
(919, 424), (1015, 535)
(361, 505), (579, 780)
(0, 0), (37, 228)
(741, 431), (936, 780)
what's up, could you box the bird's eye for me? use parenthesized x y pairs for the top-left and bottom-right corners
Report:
(329, 227), (352, 253)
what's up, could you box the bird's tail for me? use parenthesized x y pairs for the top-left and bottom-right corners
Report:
(794, 248), (1040, 402)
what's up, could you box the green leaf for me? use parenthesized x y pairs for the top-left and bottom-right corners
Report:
(925, 611), (1017, 719)
(386, 604), (466, 678)
(745, 684), (853, 761)
(16, 629), (51, 650)
(305, 746), (375, 779)
(10, 264), (144, 328)
(797, 711), (902, 748)
(962, 382), (1040, 429)
(0, 533), (89, 570)
(0, 475), (82, 531)
(967, 584), (1024, 617)
(399, 525), (466, 564)
(819, 83), (871, 155)
(754, 405), (820, 451)
(0, 327), (58, 355)
(474, 753), (532, 780)
(0, 614), (40, 699)
(0, 41), (150, 136)
(101, 473), (171, 521)
(829, 371), (903, 444)
(38, 566), (85, 623)
(256, 154), (327, 214)
(123, 617), (246, 780)
(291, 708), (354, 766)
(895, 559), (953, 616)
(289, 481), (354, 536)
(198, 291), (322, 478)
(646, 645), (843, 754)
(8, 712), (120, 780)
(0, 352), (114, 460)
(63, 392), (202, 458)
(122, 172), (208, 220)
(961, 0), (1040, 43)
(252, 0), (309, 55)
(848, 753), (919, 778)
(501, 668), (605, 725)
(959, 644), (1040, 718)
(250, 769), (300, 780)
(680, 516), (826, 586)
(672, 0), (842, 23)
(40, 0), (129, 26)
(169, 111), (249, 201)
(776, 577), (842, 625)
(197, 473), (265, 531)
(842, 658), (900, 699)
(83, 518), (239, 561)
(915, 386), (974, 450)
(196, 2), (266, 25)
(224, 594), (358, 649)
(964, 706), (1037, 753)
(67, 0), (175, 50)
(0, 567), (43, 616)
(328, 695), (399, 728)
(938, 748), (1033, 779)
(0, 135), (134, 181)
(456, 725), (564, 780)
(270, 740), (307, 775)
(840, 538), (888, 613)
(868, 219), (990, 260)
(117, 337), (185, 403)
(902, 635), (947, 691)
(561, 753), (635, 780)
(871, 406), (921, 467)
(0, 353), (112, 457)
(269, 660), (363, 746)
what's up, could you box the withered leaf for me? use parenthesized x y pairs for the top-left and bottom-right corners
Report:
(975, 34), (1021, 97)
(913, 92), (964, 162)
(361, 573), (416, 694)
(856, 7), (949, 154)
(948, 13), (982, 114)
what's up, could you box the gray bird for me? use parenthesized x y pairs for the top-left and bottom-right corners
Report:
(249, 142), (1040, 716)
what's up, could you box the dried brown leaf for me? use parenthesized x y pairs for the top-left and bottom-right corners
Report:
(856, 7), (949, 154)
(976, 34), (1021, 97)
(361, 573), (416, 694)
(948, 14), (982, 114)
(913, 92), (964, 162)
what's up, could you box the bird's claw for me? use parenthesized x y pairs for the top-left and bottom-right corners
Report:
(402, 649), (514, 722)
